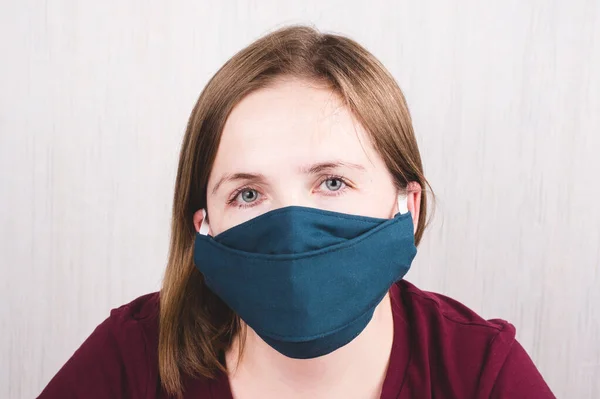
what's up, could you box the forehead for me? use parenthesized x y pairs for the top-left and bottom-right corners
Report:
(212, 78), (379, 175)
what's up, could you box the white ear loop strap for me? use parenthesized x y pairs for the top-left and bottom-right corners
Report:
(199, 209), (210, 236)
(397, 194), (409, 215)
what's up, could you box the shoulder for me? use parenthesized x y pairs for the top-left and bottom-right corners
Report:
(398, 279), (513, 334)
(109, 291), (160, 326)
(394, 280), (554, 398)
(39, 292), (161, 399)
(103, 291), (161, 363)
(396, 279), (515, 361)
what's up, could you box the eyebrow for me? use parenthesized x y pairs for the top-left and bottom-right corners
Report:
(298, 161), (366, 174)
(211, 161), (366, 195)
(211, 172), (267, 195)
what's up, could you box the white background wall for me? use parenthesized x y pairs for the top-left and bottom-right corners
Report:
(1, 1), (599, 397)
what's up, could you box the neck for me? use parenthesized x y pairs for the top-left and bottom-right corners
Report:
(225, 293), (395, 399)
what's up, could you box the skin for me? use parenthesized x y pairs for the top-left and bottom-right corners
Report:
(193, 77), (421, 399)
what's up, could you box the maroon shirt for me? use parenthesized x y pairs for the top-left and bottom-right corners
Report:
(39, 280), (555, 398)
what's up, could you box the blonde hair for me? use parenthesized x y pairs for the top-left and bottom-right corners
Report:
(159, 25), (432, 396)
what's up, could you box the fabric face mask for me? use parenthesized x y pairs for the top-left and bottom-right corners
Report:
(193, 195), (417, 359)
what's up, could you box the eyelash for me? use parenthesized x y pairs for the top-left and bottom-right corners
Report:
(226, 175), (352, 209)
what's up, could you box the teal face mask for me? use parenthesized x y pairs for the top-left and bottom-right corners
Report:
(193, 196), (417, 359)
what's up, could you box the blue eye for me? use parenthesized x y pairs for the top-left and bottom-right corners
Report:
(239, 189), (259, 203)
(323, 178), (345, 192)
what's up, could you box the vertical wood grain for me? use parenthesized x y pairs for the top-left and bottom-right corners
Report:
(1, 1), (598, 397)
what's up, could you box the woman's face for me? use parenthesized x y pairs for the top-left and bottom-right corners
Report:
(201, 78), (401, 236)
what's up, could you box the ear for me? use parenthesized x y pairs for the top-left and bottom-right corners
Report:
(192, 209), (211, 235)
(406, 181), (421, 234)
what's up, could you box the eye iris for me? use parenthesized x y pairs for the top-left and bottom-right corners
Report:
(326, 178), (342, 191)
(241, 189), (257, 202)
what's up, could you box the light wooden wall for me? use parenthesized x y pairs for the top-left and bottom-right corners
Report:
(1, 1), (598, 397)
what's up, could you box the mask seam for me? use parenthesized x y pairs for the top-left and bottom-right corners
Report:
(215, 206), (385, 240)
(197, 213), (414, 262)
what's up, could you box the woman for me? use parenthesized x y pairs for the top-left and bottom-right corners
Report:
(39, 26), (554, 399)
